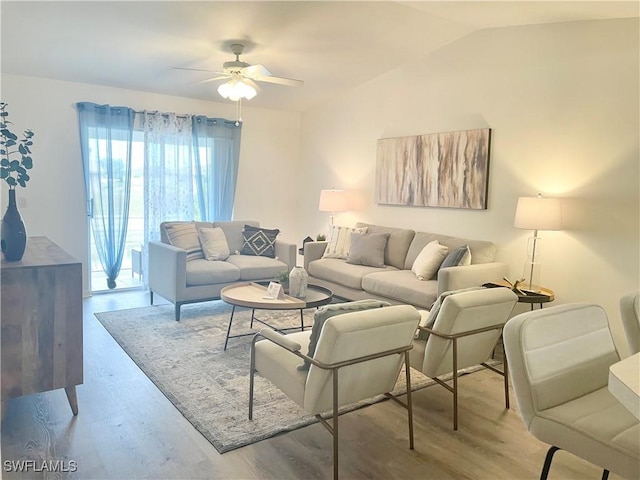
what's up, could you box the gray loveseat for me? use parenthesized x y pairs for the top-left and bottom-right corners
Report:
(304, 222), (507, 309)
(148, 220), (296, 320)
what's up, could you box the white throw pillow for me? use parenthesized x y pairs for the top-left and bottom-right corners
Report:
(411, 240), (449, 280)
(198, 227), (230, 261)
(322, 225), (368, 259)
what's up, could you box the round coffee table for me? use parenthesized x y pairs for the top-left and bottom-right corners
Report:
(220, 282), (333, 350)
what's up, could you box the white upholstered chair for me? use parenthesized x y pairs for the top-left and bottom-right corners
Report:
(503, 303), (640, 480)
(620, 291), (640, 355)
(410, 287), (518, 430)
(249, 303), (421, 480)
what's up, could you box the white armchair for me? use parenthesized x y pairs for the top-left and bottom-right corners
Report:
(249, 303), (421, 480)
(410, 287), (518, 430)
(620, 291), (640, 354)
(504, 303), (640, 480)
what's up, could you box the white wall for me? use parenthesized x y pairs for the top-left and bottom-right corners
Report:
(298, 18), (639, 354)
(0, 75), (300, 295)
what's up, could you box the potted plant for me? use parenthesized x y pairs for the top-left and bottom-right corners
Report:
(0, 102), (34, 261)
(274, 270), (289, 291)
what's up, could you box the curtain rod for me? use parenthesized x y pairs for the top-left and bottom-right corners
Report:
(135, 110), (240, 126)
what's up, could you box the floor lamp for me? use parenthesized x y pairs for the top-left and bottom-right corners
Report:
(318, 189), (347, 228)
(514, 194), (562, 292)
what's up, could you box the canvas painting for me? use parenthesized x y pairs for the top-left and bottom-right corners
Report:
(375, 128), (491, 209)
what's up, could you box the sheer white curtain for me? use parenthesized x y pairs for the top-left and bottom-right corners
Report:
(141, 112), (196, 283)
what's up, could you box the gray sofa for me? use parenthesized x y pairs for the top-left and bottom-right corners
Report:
(304, 222), (507, 309)
(148, 220), (296, 320)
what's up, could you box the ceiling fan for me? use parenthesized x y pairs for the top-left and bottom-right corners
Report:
(176, 43), (303, 101)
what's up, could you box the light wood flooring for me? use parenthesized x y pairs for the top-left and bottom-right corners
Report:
(1, 290), (621, 480)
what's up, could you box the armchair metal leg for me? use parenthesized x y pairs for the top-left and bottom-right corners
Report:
(333, 368), (339, 480)
(540, 446), (560, 480)
(405, 351), (415, 449)
(175, 303), (181, 321)
(452, 338), (459, 431)
(503, 352), (510, 409)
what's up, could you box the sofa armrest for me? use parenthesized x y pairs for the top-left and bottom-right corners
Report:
(304, 241), (328, 270)
(148, 240), (187, 302)
(437, 262), (508, 296)
(275, 240), (297, 270)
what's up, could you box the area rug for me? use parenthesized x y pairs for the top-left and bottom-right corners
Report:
(95, 301), (468, 453)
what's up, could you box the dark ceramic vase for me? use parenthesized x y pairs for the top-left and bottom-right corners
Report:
(1, 189), (27, 261)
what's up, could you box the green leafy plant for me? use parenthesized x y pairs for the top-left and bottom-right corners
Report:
(274, 270), (289, 283)
(0, 103), (34, 189)
(316, 234), (326, 241)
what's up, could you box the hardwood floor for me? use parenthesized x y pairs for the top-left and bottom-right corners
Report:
(1, 290), (621, 479)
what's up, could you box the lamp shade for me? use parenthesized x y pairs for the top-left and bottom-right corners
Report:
(514, 195), (562, 231)
(217, 79), (257, 101)
(319, 189), (347, 212)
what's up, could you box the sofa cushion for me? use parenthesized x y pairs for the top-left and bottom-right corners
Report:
(213, 220), (259, 254)
(411, 240), (449, 280)
(185, 259), (240, 286)
(197, 227), (230, 261)
(356, 223), (415, 269)
(405, 232), (496, 269)
(241, 225), (280, 258)
(225, 254), (289, 281)
(164, 222), (205, 262)
(347, 232), (389, 268)
(323, 225), (367, 259)
(308, 258), (397, 290)
(362, 270), (438, 309)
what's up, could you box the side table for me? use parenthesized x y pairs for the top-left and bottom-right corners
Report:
(483, 282), (554, 310)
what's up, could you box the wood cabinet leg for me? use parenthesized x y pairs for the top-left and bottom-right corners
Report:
(65, 386), (78, 415)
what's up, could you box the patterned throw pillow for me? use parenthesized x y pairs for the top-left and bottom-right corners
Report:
(240, 225), (280, 258)
(322, 225), (368, 259)
(165, 223), (205, 262)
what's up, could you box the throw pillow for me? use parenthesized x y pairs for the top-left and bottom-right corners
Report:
(240, 225), (280, 258)
(416, 286), (486, 340)
(460, 246), (472, 266)
(346, 232), (390, 268)
(165, 223), (205, 262)
(322, 225), (368, 259)
(439, 245), (470, 270)
(297, 299), (391, 371)
(197, 227), (230, 261)
(411, 240), (448, 280)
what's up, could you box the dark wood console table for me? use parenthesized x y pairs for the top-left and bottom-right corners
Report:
(1, 236), (83, 415)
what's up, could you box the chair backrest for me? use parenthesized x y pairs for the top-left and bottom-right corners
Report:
(303, 305), (420, 414)
(503, 303), (620, 426)
(420, 288), (518, 377)
(620, 291), (640, 354)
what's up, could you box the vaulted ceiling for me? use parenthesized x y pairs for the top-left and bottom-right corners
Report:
(2, 1), (637, 112)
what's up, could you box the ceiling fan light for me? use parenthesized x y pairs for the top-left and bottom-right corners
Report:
(217, 78), (256, 101)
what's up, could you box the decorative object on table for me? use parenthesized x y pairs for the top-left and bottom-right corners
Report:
(375, 128), (491, 209)
(502, 276), (526, 296)
(0, 102), (34, 261)
(514, 193), (562, 292)
(318, 188), (347, 227)
(316, 234), (326, 241)
(288, 265), (309, 298)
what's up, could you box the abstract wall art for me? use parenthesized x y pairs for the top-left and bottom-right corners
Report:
(375, 128), (491, 209)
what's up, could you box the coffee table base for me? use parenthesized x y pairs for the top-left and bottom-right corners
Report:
(224, 305), (307, 351)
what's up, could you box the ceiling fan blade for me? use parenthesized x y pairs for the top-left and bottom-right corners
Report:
(173, 67), (220, 73)
(243, 64), (303, 86)
(243, 78), (261, 91)
(243, 64), (272, 77)
(195, 75), (230, 85)
(251, 75), (304, 87)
